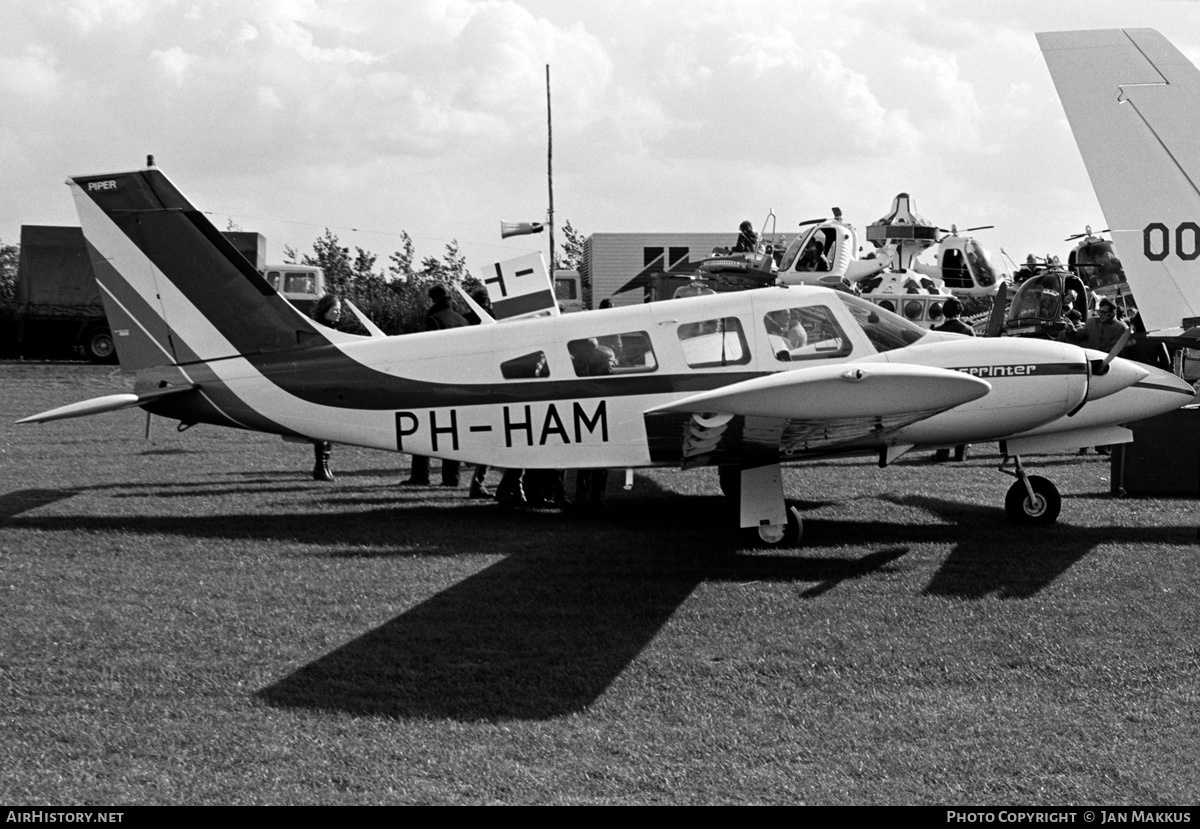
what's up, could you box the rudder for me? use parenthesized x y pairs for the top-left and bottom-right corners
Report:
(69, 166), (346, 369)
(1039, 28), (1200, 331)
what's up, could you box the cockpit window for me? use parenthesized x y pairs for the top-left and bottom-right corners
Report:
(568, 331), (657, 377)
(1073, 240), (1125, 289)
(764, 305), (851, 361)
(778, 237), (803, 272)
(1010, 273), (1064, 323)
(678, 317), (750, 368)
(965, 240), (998, 287)
(501, 351), (550, 379)
(837, 293), (927, 353)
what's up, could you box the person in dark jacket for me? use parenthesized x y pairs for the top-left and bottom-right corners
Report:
(403, 285), (469, 487)
(733, 220), (758, 253)
(932, 297), (975, 336)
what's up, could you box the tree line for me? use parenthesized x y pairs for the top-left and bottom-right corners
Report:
(283, 219), (586, 335)
(0, 219), (587, 343)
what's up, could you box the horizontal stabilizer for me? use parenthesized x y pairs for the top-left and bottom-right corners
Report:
(17, 384), (197, 424)
(647, 363), (990, 420)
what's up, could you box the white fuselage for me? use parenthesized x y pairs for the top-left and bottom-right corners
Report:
(143, 287), (1194, 469)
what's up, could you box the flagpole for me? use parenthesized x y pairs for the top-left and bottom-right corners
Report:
(546, 64), (554, 277)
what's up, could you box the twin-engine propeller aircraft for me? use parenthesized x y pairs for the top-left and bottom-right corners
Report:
(17, 166), (1195, 545)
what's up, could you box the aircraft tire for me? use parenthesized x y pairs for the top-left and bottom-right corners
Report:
(83, 326), (116, 363)
(1004, 476), (1061, 524)
(746, 504), (804, 548)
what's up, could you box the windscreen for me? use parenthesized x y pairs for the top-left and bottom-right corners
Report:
(836, 293), (927, 353)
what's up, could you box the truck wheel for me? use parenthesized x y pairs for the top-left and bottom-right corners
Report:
(84, 327), (116, 363)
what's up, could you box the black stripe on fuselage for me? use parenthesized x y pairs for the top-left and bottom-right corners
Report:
(1135, 378), (1197, 396)
(947, 362), (1086, 379)
(243, 345), (768, 410)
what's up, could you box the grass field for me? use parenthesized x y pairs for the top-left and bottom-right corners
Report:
(1, 362), (1198, 805)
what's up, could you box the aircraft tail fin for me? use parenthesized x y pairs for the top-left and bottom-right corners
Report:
(1038, 29), (1200, 332)
(68, 166), (363, 370)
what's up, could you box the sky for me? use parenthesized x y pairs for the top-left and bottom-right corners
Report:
(4, 0), (1200, 276)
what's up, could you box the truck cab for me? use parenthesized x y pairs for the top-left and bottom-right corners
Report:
(554, 269), (585, 313)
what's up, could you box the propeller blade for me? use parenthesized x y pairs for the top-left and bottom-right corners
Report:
(1101, 328), (1131, 370)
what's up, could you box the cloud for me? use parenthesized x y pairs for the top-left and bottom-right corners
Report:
(5, 0), (1200, 270)
(0, 47), (61, 98)
(150, 46), (197, 85)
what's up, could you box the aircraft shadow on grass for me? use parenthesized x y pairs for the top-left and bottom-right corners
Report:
(874, 493), (1197, 599)
(0, 488), (80, 520)
(4, 479), (1194, 722)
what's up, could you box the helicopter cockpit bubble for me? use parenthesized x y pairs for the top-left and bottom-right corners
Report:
(964, 239), (1000, 287)
(1005, 270), (1090, 336)
(1070, 238), (1125, 290)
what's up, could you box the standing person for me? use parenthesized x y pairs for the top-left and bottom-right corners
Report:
(932, 297), (975, 336)
(1063, 297), (1130, 353)
(571, 338), (615, 508)
(930, 295), (974, 462)
(733, 220), (758, 253)
(309, 293), (342, 482)
(402, 285), (469, 487)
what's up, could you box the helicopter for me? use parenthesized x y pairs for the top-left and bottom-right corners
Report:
(775, 194), (1008, 329)
(1002, 229), (1144, 342)
(1065, 227), (1140, 322)
(1002, 258), (1091, 339)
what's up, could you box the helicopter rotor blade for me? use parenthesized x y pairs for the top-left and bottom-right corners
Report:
(1065, 228), (1110, 242)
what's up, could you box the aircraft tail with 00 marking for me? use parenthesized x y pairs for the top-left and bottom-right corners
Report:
(1039, 28), (1200, 339)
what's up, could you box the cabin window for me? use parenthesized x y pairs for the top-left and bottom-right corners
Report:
(678, 317), (750, 368)
(764, 305), (852, 362)
(266, 271), (281, 290)
(568, 331), (657, 377)
(501, 351), (550, 379)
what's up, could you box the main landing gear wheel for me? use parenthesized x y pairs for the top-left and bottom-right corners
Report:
(84, 326), (116, 363)
(747, 504), (804, 548)
(1005, 475), (1061, 524)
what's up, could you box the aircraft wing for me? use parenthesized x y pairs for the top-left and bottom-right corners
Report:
(645, 363), (991, 468)
(16, 384), (198, 424)
(1038, 28), (1200, 330)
